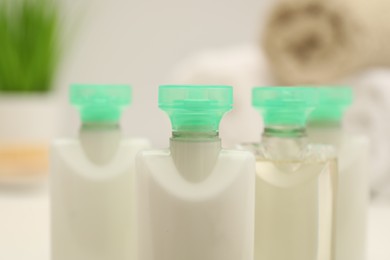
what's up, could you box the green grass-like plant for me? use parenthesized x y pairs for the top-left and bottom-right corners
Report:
(0, 0), (61, 93)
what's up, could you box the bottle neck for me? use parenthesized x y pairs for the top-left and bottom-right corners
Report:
(172, 130), (220, 141)
(170, 130), (221, 182)
(261, 125), (308, 160)
(263, 125), (307, 138)
(79, 122), (121, 165)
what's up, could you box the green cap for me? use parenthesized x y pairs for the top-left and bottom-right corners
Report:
(252, 86), (318, 126)
(159, 85), (232, 132)
(70, 84), (131, 122)
(309, 87), (353, 122)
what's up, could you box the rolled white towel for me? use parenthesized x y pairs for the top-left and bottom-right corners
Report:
(172, 45), (274, 147)
(263, 0), (390, 85)
(345, 69), (390, 200)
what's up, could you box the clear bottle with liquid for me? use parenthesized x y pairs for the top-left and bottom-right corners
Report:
(51, 84), (150, 260)
(136, 85), (255, 260)
(307, 87), (369, 260)
(246, 87), (337, 260)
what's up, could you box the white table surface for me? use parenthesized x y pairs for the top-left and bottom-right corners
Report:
(0, 183), (389, 260)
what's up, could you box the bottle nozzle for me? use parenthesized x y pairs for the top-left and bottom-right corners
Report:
(308, 86), (353, 122)
(70, 84), (131, 123)
(252, 86), (318, 127)
(159, 85), (233, 132)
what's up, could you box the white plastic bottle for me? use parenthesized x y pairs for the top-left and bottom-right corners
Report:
(307, 87), (369, 260)
(51, 84), (149, 260)
(136, 85), (255, 260)
(245, 87), (337, 260)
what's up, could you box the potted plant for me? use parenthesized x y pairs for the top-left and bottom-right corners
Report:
(0, 0), (62, 183)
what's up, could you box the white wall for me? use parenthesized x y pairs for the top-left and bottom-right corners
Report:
(58, 0), (270, 147)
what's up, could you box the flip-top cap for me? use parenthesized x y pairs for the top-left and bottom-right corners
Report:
(309, 87), (353, 122)
(70, 84), (131, 122)
(252, 86), (318, 126)
(159, 85), (232, 132)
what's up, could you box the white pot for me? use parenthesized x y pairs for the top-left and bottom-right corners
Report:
(0, 93), (61, 183)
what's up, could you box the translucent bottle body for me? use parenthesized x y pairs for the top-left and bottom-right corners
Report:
(51, 137), (149, 260)
(308, 125), (369, 260)
(247, 137), (337, 260)
(136, 140), (255, 260)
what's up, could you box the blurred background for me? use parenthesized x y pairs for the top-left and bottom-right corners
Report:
(1, 0), (390, 259)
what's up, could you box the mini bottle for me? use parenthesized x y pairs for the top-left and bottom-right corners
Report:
(136, 85), (255, 260)
(51, 84), (149, 260)
(247, 87), (337, 260)
(307, 87), (369, 260)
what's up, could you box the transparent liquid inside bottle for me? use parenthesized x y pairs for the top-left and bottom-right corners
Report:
(243, 130), (337, 260)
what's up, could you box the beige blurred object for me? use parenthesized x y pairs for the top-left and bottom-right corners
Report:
(263, 0), (390, 84)
(0, 144), (48, 181)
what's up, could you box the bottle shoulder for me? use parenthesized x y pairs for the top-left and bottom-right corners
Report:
(138, 148), (254, 162)
(305, 144), (337, 161)
(242, 142), (336, 163)
(252, 143), (337, 187)
(53, 137), (150, 150)
(136, 148), (255, 200)
(51, 138), (149, 178)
